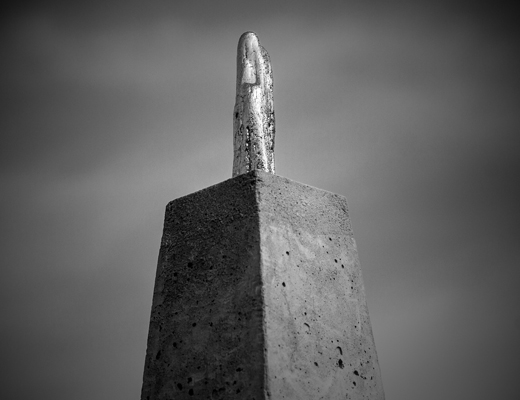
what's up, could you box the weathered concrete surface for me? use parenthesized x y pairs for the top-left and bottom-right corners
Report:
(141, 173), (265, 400)
(256, 172), (384, 399)
(141, 170), (384, 399)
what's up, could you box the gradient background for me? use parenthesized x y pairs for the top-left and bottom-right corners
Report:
(2, 1), (519, 399)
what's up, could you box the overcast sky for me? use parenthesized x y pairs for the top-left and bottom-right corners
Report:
(1, 1), (519, 399)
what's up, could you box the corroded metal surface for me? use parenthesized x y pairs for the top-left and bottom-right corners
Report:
(233, 32), (275, 177)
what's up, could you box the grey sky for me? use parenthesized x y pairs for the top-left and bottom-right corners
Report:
(1, 1), (519, 399)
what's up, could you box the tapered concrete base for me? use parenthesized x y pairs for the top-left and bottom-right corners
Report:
(141, 170), (384, 400)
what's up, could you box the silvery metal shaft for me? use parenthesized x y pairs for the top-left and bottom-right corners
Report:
(232, 32), (275, 177)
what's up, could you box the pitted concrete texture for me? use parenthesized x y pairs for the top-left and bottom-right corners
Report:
(256, 172), (384, 399)
(141, 170), (384, 400)
(141, 172), (265, 400)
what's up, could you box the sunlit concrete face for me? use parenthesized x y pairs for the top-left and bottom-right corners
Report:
(141, 171), (383, 399)
(257, 172), (383, 399)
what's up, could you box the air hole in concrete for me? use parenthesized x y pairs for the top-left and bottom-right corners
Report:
(188, 377), (192, 383)
(282, 282), (286, 287)
(192, 322), (197, 327)
(173, 342), (177, 348)
(329, 237), (332, 241)
(354, 370), (359, 376)
(342, 264), (345, 268)
(314, 362), (319, 367)
(338, 359), (344, 368)
(337, 346), (343, 355)
(188, 388), (194, 395)
(335, 259), (338, 263)
(177, 383), (183, 390)
(155, 351), (161, 360)
(286, 251), (290, 255)
(353, 381), (356, 386)
(188, 262), (193, 268)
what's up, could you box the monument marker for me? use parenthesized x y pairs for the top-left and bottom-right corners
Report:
(141, 32), (384, 399)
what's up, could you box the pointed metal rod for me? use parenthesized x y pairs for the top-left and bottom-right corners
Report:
(232, 32), (275, 177)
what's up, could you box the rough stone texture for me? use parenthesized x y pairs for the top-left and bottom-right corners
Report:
(233, 32), (275, 177)
(141, 170), (384, 400)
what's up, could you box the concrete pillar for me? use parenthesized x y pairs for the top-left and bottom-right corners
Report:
(141, 170), (384, 399)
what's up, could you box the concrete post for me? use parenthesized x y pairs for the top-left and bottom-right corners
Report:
(141, 170), (384, 399)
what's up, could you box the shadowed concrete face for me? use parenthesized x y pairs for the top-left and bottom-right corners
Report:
(141, 171), (384, 399)
(141, 172), (265, 399)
